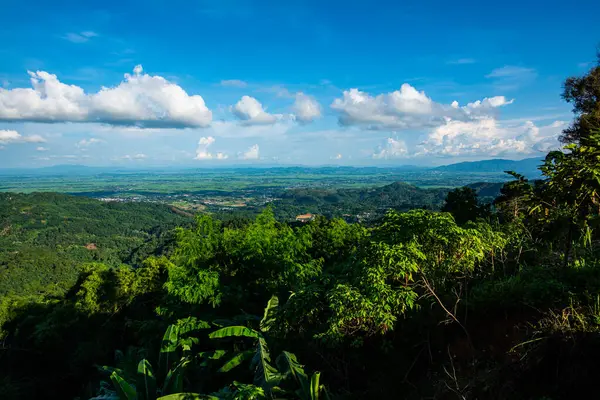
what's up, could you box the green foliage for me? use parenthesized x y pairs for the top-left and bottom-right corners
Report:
(209, 327), (262, 340)
(442, 187), (491, 225)
(560, 55), (600, 143)
(100, 323), (200, 400)
(6, 74), (600, 400)
(110, 370), (138, 400)
(0, 192), (190, 298)
(138, 359), (158, 400)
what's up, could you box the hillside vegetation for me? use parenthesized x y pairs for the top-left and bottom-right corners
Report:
(0, 192), (190, 297)
(0, 60), (600, 399)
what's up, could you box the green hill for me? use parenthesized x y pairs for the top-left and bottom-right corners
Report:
(0, 192), (191, 296)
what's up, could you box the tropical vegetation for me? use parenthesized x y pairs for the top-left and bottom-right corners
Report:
(1, 56), (600, 400)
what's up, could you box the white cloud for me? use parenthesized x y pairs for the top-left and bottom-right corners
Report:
(293, 92), (321, 123)
(0, 129), (46, 144)
(122, 153), (147, 160)
(220, 79), (247, 88)
(257, 85), (293, 98)
(195, 136), (215, 159)
(331, 84), (511, 130)
(0, 130), (23, 143)
(447, 58), (476, 65)
(372, 138), (408, 159)
(194, 136), (228, 160)
(77, 138), (103, 147)
(461, 96), (514, 118)
(239, 144), (260, 160)
(62, 31), (98, 43)
(36, 146), (48, 151)
(486, 66), (536, 79)
(417, 118), (565, 157)
(232, 96), (277, 125)
(0, 65), (212, 128)
(485, 66), (537, 90)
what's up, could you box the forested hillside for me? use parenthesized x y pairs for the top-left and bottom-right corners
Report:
(272, 182), (449, 220)
(0, 193), (191, 297)
(272, 181), (503, 221)
(0, 60), (599, 400)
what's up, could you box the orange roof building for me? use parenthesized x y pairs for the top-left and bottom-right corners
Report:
(295, 213), (315, 222)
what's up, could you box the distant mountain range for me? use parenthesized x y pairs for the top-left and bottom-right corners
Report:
(0, 157), (545, 176)
(433, 157), (543, 176)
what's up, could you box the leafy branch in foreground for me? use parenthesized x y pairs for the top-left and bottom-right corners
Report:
(94, 297), (329, 400)
(209, 296), (330, 400)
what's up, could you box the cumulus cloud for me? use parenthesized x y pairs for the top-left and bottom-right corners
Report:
(372, 138), (409, 159)
(0, 130), (46, 144)
(331, 84), (515, 130)
(195, 136), (228, 160)
(293, 92), (322, 123)
(220, 79), (247, 88)
(417, 118), (565, 157)
(462, 96), (513, 110)
(36, 146), (48, 151)
(195, 136), (215, 159)
(0, 65), (212, 128)
(232, 96), (278, 125)
(62, 31), (98, 43)
(239, 144), (260, 160)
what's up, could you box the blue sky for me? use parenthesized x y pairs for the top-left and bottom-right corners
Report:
(0, 0), (598, 167)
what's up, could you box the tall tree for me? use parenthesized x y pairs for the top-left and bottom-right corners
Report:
(442, 187), (490, 225)
(560, 51), (600, 144)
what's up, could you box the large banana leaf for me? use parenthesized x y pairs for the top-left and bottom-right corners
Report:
(217, 350), (255, 373)
(208, 326), (261, 339)
(110, 371), (137, 400)
(162, 358), (191, 395)
(197, 350), (227, 368)
(137, 359), (157, 400)
(276, 351), (310, 398)
(250, 338), (281, 393)
(259, 295), (279, 332)
(159, 325), (180, 378)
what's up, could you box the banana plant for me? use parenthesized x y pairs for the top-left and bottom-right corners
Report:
(96, 320), (218, 400)
(94, 299), (330, 400)
(209, 296), (330, 400)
